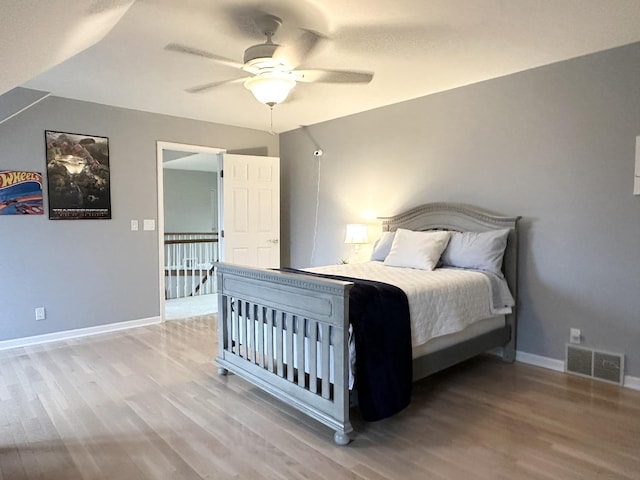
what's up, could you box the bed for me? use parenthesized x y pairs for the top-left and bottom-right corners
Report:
(214, 202), (521, 445)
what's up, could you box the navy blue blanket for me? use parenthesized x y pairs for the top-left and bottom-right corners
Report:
(281, 268), (412, 421)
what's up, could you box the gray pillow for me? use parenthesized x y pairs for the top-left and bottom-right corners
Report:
(440, 229), (510, 276)
(370, 231), (395, 261)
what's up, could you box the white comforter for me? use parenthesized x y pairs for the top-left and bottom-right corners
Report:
(307, 261), (513, 348)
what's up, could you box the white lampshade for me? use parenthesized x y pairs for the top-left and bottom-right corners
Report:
(344, 224), (369, 244)
(244, 74), (296, 106)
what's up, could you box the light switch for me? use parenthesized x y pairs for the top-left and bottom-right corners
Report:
(143, 219), (155, 231)
(131, 220), (139, 231)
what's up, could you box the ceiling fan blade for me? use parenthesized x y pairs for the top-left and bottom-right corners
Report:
(185, 77), (247, 94)
(292, 69), (374, 84)
(165, 43), (244, 70)
(273, 29), (323, 68)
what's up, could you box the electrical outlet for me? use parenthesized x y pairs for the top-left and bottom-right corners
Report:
(131, 220), (139, 231)
(35, 307), (46, 321)
(569, 328), (581, 344)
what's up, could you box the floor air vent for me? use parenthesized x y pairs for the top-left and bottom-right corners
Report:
(565, 344), (624, 385)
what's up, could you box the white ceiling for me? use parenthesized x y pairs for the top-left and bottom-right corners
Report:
(14, 0), (640, 133)
(163, 152), (219, 172)
(1, 0), (134, 96)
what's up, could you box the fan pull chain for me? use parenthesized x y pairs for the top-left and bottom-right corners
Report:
(269, 106), (275, 135)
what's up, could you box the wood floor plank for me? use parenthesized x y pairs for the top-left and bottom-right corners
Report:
(1, 315), (639, 479)
(16, 399), (84, 480)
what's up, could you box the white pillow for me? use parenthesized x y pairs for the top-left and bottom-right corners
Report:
(384, 229), (451, 270)
(440, 229), (510, 276)
(370, 231), (395, 261)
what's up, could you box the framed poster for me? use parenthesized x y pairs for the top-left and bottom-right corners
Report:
(0, 170), (44, 215)
(45, 130), (111, 220)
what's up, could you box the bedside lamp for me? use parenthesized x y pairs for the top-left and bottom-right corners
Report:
(344, 224), (369, 255)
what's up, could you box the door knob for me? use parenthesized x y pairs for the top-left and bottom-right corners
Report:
(268, 238), (279, 244)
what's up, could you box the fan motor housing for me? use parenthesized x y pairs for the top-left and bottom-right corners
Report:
(243, 43), (285, 71)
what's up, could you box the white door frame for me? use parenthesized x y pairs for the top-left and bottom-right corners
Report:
(156, 141), (225, 321)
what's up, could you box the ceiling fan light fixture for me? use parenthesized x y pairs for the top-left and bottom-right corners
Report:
(244, 74), (296, 107)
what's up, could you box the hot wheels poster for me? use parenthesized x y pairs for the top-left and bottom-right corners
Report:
(0, 171), (44, 215)
(45, 130), (111, 220)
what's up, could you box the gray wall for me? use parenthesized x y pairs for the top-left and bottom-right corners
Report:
(163, 169), (217, 232)
(0, 89), (277, 341)
(280, 43), (640, 377)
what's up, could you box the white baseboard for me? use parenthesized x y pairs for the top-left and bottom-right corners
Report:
(0, 316), (162, 352)
(515, 350), (564, 372)
(624, 375), (640, 391)
(516, 350), (640, 391)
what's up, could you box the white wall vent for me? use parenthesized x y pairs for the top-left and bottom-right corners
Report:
(565, 344), (624, 385)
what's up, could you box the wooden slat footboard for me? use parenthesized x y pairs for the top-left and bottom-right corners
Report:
(215, 262), (354, 445)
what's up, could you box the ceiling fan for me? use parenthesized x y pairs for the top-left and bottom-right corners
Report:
(165, 14), (374, 107)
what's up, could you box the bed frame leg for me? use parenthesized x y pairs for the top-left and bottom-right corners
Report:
(502, 347), (515, 363)
(218, 367), (228, 376)
(334, 431), (350, 446)
(502, 326), (516, 363)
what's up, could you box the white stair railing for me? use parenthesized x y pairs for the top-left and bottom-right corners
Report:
(164, 232), (219, 299)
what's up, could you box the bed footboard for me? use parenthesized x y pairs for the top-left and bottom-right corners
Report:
(215, 262), (354, 445)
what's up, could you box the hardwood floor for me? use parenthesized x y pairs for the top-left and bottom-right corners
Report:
(1, 316), (638, 479)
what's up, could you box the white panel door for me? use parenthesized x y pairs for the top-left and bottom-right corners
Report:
(220, 154), (280, 268)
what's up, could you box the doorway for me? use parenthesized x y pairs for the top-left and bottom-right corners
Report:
(156, 141), (224, 321)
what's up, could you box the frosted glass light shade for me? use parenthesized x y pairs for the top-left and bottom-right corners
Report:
(244, 74), (295, 106)
(344, 224), (369, 244)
